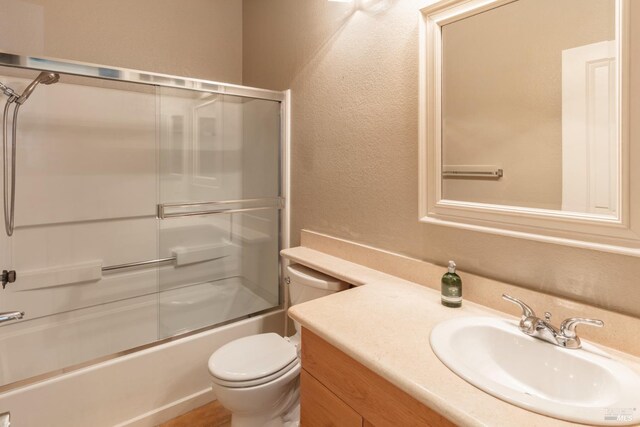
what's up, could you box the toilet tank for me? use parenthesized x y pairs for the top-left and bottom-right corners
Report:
(286, 264), (348, 307)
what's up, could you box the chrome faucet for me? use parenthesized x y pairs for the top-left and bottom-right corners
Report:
(502, 294), (604, 349)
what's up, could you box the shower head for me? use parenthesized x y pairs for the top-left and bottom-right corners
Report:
(16, 72), (60, 105)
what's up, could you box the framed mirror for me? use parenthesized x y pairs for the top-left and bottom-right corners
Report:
(418, 0), (638, 255)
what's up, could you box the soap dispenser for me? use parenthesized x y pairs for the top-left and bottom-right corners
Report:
(441, 260), (462, 308)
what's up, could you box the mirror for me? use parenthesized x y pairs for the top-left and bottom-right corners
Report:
(442, 0), (616, 214)
(419, 0), (638, 255)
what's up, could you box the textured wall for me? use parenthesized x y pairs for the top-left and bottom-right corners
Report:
(243, 0), (640, 317)
(0, 0), (242, 83)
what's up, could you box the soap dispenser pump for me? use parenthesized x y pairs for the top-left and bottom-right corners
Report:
(441, 260), (462, 308)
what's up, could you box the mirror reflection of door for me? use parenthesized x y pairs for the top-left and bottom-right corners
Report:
(561, 41), (617, 215)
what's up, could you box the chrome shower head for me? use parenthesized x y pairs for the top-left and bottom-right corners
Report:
(16, 72), (60, 105)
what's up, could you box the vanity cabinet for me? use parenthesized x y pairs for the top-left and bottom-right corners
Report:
(300, 370), (362, 426)
(300, 328), (455, 427)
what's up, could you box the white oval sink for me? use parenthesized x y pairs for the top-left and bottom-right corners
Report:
(430, 316), (640, 425)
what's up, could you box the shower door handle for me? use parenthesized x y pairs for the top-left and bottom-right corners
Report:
(0, 311), (24, 323)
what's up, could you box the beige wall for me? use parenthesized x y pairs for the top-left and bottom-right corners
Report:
(243, 0), (640, 318)
(0, 0), (242, 83)
(442, 0), (614, 210)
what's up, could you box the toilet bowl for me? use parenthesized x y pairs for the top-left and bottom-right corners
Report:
(208, 264), (348, 427)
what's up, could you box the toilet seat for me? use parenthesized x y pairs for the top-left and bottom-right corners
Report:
(209, 333), (298, 388)
(211, 357), (300, 388)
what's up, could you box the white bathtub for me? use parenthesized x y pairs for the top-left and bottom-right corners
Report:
(0, 308), (285, 427)
(0, 275), (277, 386)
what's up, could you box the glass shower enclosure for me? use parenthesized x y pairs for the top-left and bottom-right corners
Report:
(0, 52), (287, 389)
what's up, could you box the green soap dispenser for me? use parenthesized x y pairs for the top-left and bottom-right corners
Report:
(441, 260), (462, 308)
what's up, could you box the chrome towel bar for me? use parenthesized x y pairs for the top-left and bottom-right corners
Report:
(157, 197), (284, 219)
(0, 311), (24, 323)
(102, 245), (231, 272)
(442, 165), (503, 179)
(101, 257), (176, 272)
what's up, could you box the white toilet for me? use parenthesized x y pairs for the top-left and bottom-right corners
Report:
(207, 264), (348, 427)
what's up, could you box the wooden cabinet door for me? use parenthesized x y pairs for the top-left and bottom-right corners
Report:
(301, 328), (455, 427)
(300, 369), (363, 427)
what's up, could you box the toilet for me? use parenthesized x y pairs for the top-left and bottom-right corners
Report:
(207, 264), (349, 427)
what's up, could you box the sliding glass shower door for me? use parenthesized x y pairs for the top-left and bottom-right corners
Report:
(0, 54), (285, 389)
(0, 72), (161, 386)
(157, 88), (282, 338)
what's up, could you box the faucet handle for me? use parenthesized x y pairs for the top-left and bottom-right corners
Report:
(560, 317), (604, 338)
(502, 294), (536, 319)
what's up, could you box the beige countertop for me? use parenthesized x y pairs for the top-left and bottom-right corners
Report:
(283, 247), (640, 427)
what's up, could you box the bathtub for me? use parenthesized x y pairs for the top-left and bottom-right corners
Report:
(0, 308), (284, 427)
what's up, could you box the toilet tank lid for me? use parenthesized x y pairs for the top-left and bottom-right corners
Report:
(208, 333), (297, 382)
(286, 264), (349, 291)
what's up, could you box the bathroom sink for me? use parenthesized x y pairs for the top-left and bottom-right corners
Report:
(430, 316), (640, 425)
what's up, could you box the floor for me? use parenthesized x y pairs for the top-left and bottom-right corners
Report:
(159, 400), (231, 427)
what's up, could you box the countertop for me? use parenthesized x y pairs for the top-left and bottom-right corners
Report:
(283, 247), (640, 427)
